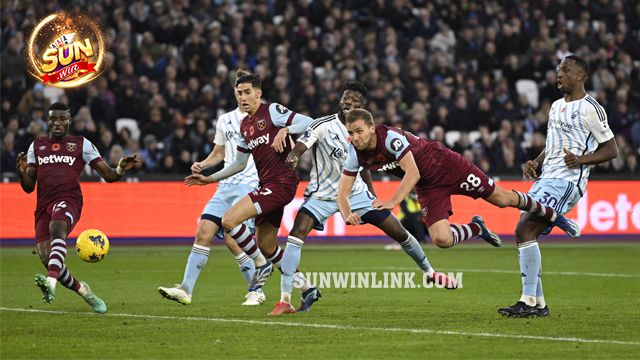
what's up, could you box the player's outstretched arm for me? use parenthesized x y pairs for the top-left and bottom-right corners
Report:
(185, 152), (249, 186)
(192, 144), (225, 174)
(285, 142), (309, 170)
(373, 152), (420, 210)
(563, 138), (618, 169)
(272, 113), (314, 153)
(16, 152), (36, 193)
(338, 174), (360, 225)
(93, 155), (139, 182)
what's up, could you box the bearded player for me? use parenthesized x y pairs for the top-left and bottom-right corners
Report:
(16, 102), (138, 314)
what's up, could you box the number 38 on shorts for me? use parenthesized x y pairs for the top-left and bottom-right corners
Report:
(460, 174), (482, 191)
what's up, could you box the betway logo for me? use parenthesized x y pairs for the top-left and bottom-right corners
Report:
(247, 133), (270, 150)
(38, 154), (76, 166)
(377, 161), (399, 172)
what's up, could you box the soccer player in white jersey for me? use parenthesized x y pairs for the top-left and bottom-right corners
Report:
(269, 81), (458, 315)
(158, 71), (265, 306)
(499, 55), (618, 317)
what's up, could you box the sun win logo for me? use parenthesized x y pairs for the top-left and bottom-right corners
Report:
(247, 133), (270, 150)
(38, 154), (76, 166)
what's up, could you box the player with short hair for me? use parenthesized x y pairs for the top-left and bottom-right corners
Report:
(499, 55), (618, 317)
(185, 71), (318, 306)
(270, 81), (458, 315)
(16, 102), (138, 314)
(338, 109), (581, 253)
(158, 70), (264, 306)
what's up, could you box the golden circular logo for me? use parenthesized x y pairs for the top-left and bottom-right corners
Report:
(27, 12), (106, 88)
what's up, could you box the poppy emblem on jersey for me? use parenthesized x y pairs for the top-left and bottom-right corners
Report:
(257, 119), (266, 131)
(249, 126), (255, 136)
(66, 143), (77, 152)
(52, 143), (60, 151)
(375, 154), (387, 162)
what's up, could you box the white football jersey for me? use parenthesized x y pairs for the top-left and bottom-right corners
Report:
(541, 95), (614, 195)
(213, 108), (259, 187)
(297, 113), (368, 200)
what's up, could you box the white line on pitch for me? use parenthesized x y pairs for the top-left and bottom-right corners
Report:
(0, 307), (638, 346)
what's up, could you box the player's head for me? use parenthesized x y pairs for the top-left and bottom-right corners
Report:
(557, 55), (589, 94)
(47, 102), (71, 139)
(345, 109), (376, 151)
(338, 80), (367, 119)
(235, 70), (262, 115)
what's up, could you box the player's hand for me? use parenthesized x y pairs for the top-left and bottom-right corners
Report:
(272, 127), (289, 153)
(16, 152), (28, 173)
(343, 212), (361, 226)
(118, 154), (139, 171)
(191, 161), (204, 174)
(285, 152), (299, 169)
(563, 148), (581, 169)
(184, 174), (214, 186)
(372, 199), (396, 210)
(523, 160), (539, 180)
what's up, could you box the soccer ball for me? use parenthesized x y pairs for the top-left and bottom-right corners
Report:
(75, 229), (110, 263)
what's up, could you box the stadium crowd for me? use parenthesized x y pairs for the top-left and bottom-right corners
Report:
(1, 0), (639, 178)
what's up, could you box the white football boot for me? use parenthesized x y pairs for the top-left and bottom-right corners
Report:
(158, 284), (192, 305)
(242, 289), (266, 306)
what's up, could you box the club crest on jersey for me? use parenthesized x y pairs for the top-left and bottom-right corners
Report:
(571, 110), (579, 119)
(66, 143), (77, 152)
(257, 119), (266, 131)
(52, 143), (60, 151)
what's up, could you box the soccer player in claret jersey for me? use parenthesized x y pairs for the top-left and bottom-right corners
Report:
(15, 102), (138, 314)
(270, 81), (457, 316)
(339, 109), (581, 252)
(499, 55), (618, 318)
(158, 71), (264, 306)
(185, 71), (318, 306)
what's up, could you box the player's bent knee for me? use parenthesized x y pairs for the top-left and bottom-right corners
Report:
(220, 217), (239, 232)
(194, 231), (214, 246)
(432, 236), (452, 248)
(488, 188), (512, 208)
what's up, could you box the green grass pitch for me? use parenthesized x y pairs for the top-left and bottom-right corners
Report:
(1, 242), (639, 359)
